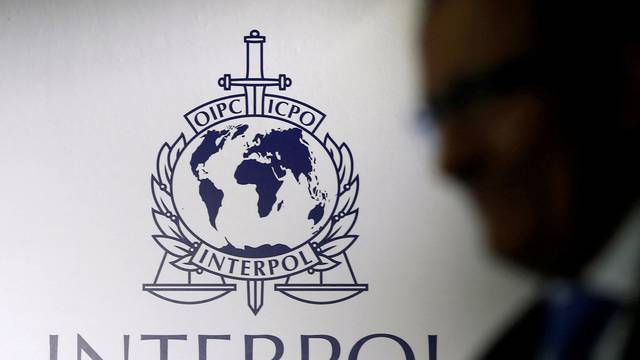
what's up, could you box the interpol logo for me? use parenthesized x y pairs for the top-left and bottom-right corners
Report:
(143, 30), (368, 314)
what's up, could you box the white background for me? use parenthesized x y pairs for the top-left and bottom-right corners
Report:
(0, 1), (536, 359)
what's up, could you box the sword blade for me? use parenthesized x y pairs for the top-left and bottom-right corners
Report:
(246, 280), (264, 315)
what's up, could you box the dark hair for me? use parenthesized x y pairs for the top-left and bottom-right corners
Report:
(532, 2), (637, 131)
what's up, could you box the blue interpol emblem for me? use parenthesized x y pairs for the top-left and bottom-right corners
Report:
(143, 30), (368, 314)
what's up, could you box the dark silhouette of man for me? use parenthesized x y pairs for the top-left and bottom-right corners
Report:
(423, 1), (640, 359)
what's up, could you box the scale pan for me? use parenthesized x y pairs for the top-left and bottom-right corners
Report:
(143, 283), (236, 305)
(274, 284), (368, 305)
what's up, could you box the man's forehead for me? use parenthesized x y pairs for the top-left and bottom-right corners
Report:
(424, 0), (535, 94)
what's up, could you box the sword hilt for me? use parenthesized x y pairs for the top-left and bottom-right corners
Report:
(217, 30), (292, 92)
(217, 73), (292, 91)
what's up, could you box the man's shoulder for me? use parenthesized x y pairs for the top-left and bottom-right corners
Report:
(479, 297), (640, 360)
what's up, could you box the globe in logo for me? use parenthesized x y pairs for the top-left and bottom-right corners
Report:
(172, 118), (339, 257)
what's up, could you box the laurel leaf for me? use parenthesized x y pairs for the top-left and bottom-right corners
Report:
(156, 143), (172, 189)
(153, 235), (192, 257)
(310, 221), (333, 243)
(324, 134), (342, 171)
(326, 210), (358, 241)
(151, 177), (175, 215)
(313, 255), (340, 271)
(177, 220), (200, 246)
(338, 144), (353, 185)
(169, 134), (186, 170)
(320, 236), (358, 257)
(336, 176), (359, 215)
(171, 255), (199, 272)
(152, 210), (182, 239)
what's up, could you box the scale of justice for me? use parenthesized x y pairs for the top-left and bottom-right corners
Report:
(143, 30), (368, 315)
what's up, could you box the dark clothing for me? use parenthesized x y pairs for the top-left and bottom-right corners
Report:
(480, 297), (640, 360)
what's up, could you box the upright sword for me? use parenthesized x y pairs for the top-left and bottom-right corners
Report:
(217, 29), (292, 315)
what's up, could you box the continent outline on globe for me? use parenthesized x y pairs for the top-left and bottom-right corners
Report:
(174, 116), (341, 259)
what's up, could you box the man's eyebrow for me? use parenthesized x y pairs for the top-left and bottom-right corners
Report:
(427, 54), (541, 119)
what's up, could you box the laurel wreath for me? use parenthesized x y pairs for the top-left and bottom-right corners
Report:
(150, 132), (359, 274)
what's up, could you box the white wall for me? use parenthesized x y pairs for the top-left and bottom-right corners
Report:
(0, 1), (536, 359)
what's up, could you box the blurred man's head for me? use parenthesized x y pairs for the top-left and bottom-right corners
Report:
(423, 0), (640, 276)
